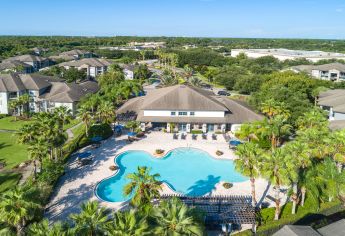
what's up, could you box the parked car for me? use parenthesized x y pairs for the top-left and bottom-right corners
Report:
(217, 90), (230, 96)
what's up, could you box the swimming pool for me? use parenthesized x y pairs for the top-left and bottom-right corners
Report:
(95, 148), (248, 202)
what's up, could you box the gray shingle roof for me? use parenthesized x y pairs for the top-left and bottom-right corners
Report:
(141, 84), (228, 111)
(0, 60), (31, 71)
(0, 74), (26, 92)
(40, 80), (99, 103)
(312, 62), (345, 72)
(273, 225), (321, 236)
(3, 54), (48, 63)
(117, 84), (263, 124)
(59, 58), (112, 67)
(318, 89), (345, 113)
(317, 219), (345, 236)
(20, 74), (63, 90)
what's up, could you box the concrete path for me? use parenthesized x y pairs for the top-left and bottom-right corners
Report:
(65, 122), (82, 142)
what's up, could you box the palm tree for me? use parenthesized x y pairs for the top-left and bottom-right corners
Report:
(189, 77), (203, 87)
(9, 99), (19, 120)
(184, 65), (194, 81)
(18, 94), (30, 117)
(315, 158), (345, 202)
(285, 141), (312, 214)
(106, 209), (151, 236)
(16, 123), (38, 144)
(235, 142), (262, 207)
(261, 148), (290, 220)
(327, 130), (345, 173)
(140, 50), (146, 61)
(78, 106), (93, 136)
(27, 219), (72, 236)
(70, 201), (111, 236)
(0, 187), (41, 235)
(27, 139), (49, 178)
(124, 166), (162, 207)
(260, 99), (289, 120)
(296, 108), (328, 132)
(160, 71), (178, 87)
(151, 197), (204, 236)
(53, 106), (72, 133)
(97, 101), (115, 124)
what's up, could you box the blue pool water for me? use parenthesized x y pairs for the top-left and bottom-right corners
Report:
(96, 148), (248, 202)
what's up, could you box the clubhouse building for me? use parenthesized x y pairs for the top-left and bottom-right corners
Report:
(117, 84), (262, 133)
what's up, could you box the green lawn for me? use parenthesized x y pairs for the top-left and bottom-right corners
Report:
(0, 132), (28, 169)
(0, 172), (21, 193)
(0, 116), (32, 131)
(64, 118), (81, 131)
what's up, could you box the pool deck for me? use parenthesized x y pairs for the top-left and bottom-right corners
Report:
(45, 132), (288, 223)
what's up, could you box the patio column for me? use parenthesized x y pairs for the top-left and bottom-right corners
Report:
(221, 124), (226, 133)
(166, 123), (171, 133)
(140, 123), (146, 132)
(202, 124), (207, 133)
(186, 123), (191, 133)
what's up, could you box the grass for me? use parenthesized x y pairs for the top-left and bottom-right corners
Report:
(64, 118), (81, 131)
(0, 132), (28, 193)
(0, 116), (33, 131)
(0, 172), (21, 193)
(0, 132), (28, 169)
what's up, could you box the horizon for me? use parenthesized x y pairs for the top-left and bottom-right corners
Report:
(1, 0), (345, 39)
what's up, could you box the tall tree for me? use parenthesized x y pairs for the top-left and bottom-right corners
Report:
(124, 166), (162, 208)
(151, 197), (204, 236)
(235, 142), (262, 206)
(70, 201), (111, 236)
(107, 210), (151, 236)
(0, 187), (41, 236)
(261, 148), (290, 220)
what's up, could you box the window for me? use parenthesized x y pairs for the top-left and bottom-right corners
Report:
(190, 112), (195, 116)
(171, 111), (176, 116)
(178, 111), (187, 116)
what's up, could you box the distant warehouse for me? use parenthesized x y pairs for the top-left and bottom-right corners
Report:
(231, 48), (345, 62)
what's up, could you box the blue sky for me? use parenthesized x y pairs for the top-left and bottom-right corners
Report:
(1, 0), (345, 38)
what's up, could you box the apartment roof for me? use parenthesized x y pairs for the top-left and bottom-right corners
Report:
(3, 54), (48, 63)
(60, 49), (90, 56)
(40, 80), (99, 103)
(273, 225), (321, 236)
(318, 89), (345, 113)
(0, 73), (63, 92)
(117, 84), (262, 124)
(20, 74), (63, 90)
(0, 60), (32, 71)
(317, 219), (345, 236)
(0, 74), (26, 92)
(59, 58), (112, 68)
(312, 62), (345, 72)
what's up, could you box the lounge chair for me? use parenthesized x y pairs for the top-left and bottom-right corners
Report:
(202, 133), (207, 140)
(173, 133), (178, 139)
(192, 134), (197, 140)
(212, 134), (217, 140)
(181, 133), (186, 140)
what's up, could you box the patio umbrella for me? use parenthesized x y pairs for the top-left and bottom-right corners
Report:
(90, 136), (103, 142)
(127, 132), (137, 137)
(229, 140), (242, 146)
(78, 152), (92, 159)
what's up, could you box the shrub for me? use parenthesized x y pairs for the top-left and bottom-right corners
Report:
(155, 149), (165, 155)
(223, 182), (233, 189)
(191, 129), (203, 134)
(109, 165), (119, 171)
(89, 123), (113, 139)
(216, 150), (224, 156)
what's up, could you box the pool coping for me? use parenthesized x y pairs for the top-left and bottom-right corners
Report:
(94, 147), (241, 204)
